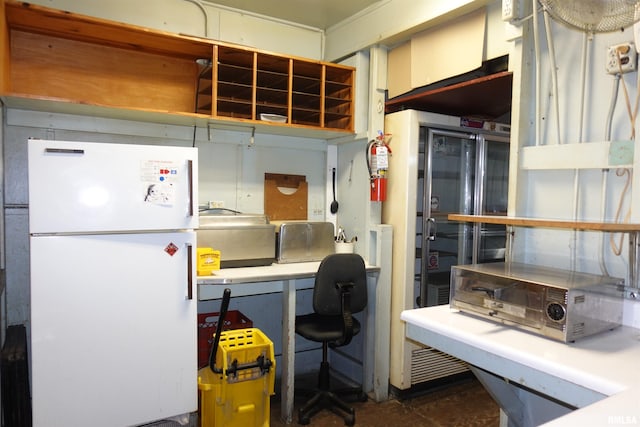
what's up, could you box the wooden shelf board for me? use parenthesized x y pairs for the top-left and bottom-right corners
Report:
(385, 71), (513, 120)
(10, 30), (198, 113)
(2, 94), (354, 139)
(2, 0), (355, 137)
(5, 0), (213, 59)
(448, 214), (640, 232)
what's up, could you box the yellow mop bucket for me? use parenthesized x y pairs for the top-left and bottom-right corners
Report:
(198, 289), (275, 427)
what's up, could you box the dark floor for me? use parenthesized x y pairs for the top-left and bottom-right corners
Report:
(270, 379), (500, 427)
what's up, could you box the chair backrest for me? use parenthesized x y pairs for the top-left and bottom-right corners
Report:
(313, 253), (367, 316)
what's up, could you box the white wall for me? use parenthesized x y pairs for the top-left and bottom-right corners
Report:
(23, 0), (323, 59)
(325, 0), (497, 61)
(196, 128), (327, 214)
(508, 11), (640, 326)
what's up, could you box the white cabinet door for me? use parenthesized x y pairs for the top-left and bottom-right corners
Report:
(30, 232), (197, 427)
(28, 139), (198, 233)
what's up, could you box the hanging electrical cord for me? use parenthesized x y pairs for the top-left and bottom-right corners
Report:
(617, 51), (638, 139)
(610, 168), (633, 255)
(605, 75), (621, 141)
(607, 52), (640, 257)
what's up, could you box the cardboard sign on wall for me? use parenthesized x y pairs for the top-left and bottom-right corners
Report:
(264, 173), (308, 220)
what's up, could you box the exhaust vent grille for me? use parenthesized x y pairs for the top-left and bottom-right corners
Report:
(547, 288), (567, 303)
(411, 346), (468, 385)
(545, 320), (564, 331)
(427, 283), (450, 306)
(573, 322), (585, 336)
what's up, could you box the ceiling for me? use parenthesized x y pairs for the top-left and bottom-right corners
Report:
(202, 0), (382, 29)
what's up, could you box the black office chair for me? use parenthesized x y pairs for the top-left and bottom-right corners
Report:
(295, 253), (368, 426)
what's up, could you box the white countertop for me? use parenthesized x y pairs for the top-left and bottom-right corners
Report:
(197, 262), (380, 299)
(197, 261), (323, 285)
(401, 305), (640, 426)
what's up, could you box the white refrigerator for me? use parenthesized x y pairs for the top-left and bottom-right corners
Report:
(28, 139), (199, 427)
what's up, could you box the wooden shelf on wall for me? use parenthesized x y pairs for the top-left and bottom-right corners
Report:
(0, 0), (355, 138)
(449, 214), (640, 232)
(385, 71), (513, 120)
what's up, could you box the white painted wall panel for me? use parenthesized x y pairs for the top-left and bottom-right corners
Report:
(4, 209), (28, 326)
(24, 0), (323, 58)
(324, 0), (496, 61)
(217, 10), (322, 59)
(485, 0), (510, 60)
(23, 0), (211, 38)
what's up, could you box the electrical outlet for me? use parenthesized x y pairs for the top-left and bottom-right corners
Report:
(208, 200), (224, 209)
(502, 0), (517, 22)
(606, 42), (637, 75)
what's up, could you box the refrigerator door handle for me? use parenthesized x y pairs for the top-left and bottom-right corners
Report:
(45, 148), (85, 154)
(187, 244), (193, 300)
(188, 160), (194, 217)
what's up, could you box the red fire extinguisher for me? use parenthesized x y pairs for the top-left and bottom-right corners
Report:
(366, 131), (392, 202)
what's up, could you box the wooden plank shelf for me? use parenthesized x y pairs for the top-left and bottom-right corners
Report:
(0, 0), (355, 136)
(385, 71), (512, 120)
(448, 214), (640, 232)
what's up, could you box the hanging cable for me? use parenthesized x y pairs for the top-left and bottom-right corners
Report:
(180, 0), (209, 38)
(617, 54), (637, 139)
(610, 168), (633, 256)
(605, 75), (621, 141)
(606, 52), (640, 258)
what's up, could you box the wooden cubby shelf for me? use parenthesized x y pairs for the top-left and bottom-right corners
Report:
(0, 0), (355, 137)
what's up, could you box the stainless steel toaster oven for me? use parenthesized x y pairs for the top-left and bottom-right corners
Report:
(450, 262), (625, 342)
(197, 211), (276, 268)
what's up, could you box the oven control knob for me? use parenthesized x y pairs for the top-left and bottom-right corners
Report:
(546, 302), (566, 322)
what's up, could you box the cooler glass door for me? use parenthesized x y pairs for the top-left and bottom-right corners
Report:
(419, 128), (475, 306)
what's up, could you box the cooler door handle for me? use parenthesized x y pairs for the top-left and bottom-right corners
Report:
(186, 244), (193, 300)
(427, 217), (437, 241)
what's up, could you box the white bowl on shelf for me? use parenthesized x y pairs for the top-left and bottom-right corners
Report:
(259, 113), (287, 123)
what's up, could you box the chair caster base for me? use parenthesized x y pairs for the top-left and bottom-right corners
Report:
(297, 389), (358, 426)
(345, 414), (355, 426)
(298, 416), (310, 425)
